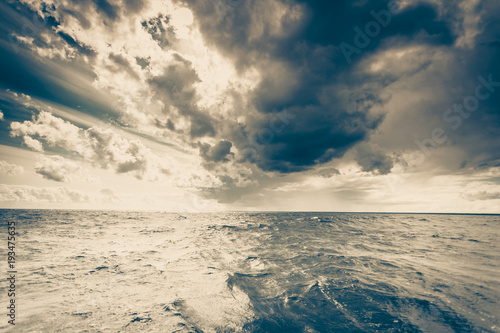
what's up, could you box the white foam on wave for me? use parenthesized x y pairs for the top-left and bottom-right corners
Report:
(2, 212), (255, 333)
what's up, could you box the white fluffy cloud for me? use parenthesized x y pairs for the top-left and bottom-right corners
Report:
(10, 111), (83, 151)
(0, 160), (24, 176)
(34, 155), (79, 182)
(11, 111), (170, 180)
(23, 135), (44, 151)
(0, 184), (89, 203)
(0, 183), (226, 211)
(16, 0), (250, 148)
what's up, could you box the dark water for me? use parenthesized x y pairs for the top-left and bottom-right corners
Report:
(0, 210), (499, 332)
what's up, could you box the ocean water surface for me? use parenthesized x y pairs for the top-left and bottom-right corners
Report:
(0, 210), (499, 332)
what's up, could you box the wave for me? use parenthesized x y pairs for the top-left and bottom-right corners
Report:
(0, 210), (498, 332)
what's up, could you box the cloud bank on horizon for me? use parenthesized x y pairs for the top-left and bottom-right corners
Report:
(0, 0), (499, 212)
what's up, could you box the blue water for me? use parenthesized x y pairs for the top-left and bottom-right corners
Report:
(0, 210), (499, 332)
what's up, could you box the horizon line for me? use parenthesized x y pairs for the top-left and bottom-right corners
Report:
(0, 208), (499, 216)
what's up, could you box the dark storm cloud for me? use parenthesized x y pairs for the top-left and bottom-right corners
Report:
(199, 140), (233, 163)
(60, 8), (92, 29)
(451, 3), (500, 169)
(354, 143), (394, 175)
(178, 0), (459, 173)
(54, 0), (144, 30)
(1, 0), (498, 205)
(401, 0), (500, 172)
(242, 101), (383, 173)
(141, 13), (176, 49)
(189, 114), (216, 138)
(108, 53), (140, 80)
(135, 57), (150, 69)
(180, 0), (455, 73)
(154, 118), (175, 131)
(317, 167), (341, 178)
(94, 0), (120, 21)
(57, 31), (95, 56)
(123, 0), (147, 13)
(148, 54), (216, 138)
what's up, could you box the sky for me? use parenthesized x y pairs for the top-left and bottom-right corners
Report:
(0, 0), (499, 213)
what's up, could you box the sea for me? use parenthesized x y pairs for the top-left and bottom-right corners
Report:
(0, 210), (499, 333)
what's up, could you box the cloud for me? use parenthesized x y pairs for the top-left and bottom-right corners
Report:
(1, 0), (500, 210)
(199, 140), (233, 163)
(0, 184), (89, 203)
(354, 143), (394, 175)
(10, 110), (85, 152)
(94, 0), (120, 21)
(141, 13), (176, 49)
(0, 110), (3, 120)
(147, 54), (217, 139)
(23, 136), (44, 151)
(462, 191), (500, 201)
(0, 160), (24, 176)
(124, 0), (147, 13)
(34, 155), (79, 182)
(169, 0), (498, 181)
(175, 0), (456, 173)
(100, 188), (121, 204)
(316, 167), (341, 178)
(108, 53), (140, 80)
(460, 176), (500, 202)
(10, 111), (170, 180)
(1, 1), (230, 174)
